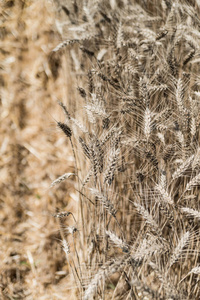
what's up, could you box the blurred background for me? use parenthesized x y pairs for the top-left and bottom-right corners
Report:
(0, 1), (77, 298)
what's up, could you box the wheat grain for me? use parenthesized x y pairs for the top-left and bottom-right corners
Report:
(89, 188), (117, 217)
(185, 172), (200, 192)
(169, 231), (190, 268)
(106, 230), (129, 252)
(144, 107), (151, 141)
(134, 203), (160, 233)
(172, 154), (194, 180)
(155, 184), (174, 205)
(181, 207), (200, 220)
(104, 148), (120, 185)
(50, 173), (75, 187)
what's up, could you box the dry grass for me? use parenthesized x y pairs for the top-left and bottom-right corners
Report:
(1, 0), (200, 299)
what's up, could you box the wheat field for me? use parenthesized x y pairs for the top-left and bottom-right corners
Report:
(1, 0), (200, 299)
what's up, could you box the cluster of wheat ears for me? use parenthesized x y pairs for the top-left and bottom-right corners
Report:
(50, 1), (200, 299)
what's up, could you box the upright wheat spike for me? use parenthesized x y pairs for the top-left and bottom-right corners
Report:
(144, 107), (151, 141)
(169, 231), (190, 268)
